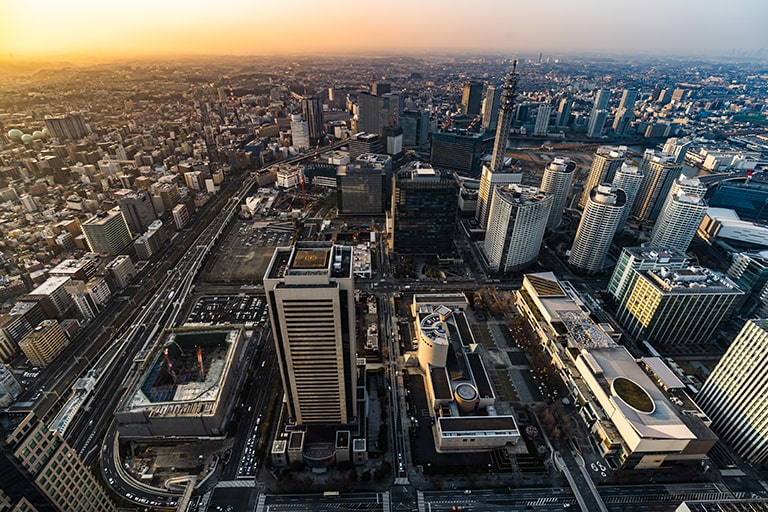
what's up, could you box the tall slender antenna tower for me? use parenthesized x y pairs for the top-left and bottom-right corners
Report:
(489, 60), (518, 173)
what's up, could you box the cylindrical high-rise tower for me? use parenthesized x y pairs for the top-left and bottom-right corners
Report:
(649, 190), (707, 252)
(611, 162), (644, 230)
(484, 184), (552, 272)
(579, 146), (626, 208)
(540, 157), (575, 230)
(569, 184), (626, 273)
(632, 150), (682, 221)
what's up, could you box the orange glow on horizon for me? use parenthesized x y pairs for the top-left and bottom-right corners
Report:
(1, 0), (765, 62)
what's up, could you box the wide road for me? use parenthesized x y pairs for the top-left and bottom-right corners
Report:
(422, 488), (576, 511)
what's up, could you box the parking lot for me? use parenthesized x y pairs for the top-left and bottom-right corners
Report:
(186, 295), (267, 325)
(203, 219), (295, 283)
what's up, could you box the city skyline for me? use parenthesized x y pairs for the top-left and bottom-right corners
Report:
(2, 0), (767, 63)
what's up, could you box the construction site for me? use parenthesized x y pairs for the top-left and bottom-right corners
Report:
(115, 326), (247, 439)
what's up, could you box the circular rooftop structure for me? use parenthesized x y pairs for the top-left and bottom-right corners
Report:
(454, 382), (479, 413)
(612, 376), (655, 414)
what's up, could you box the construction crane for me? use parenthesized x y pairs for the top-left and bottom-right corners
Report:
(197, 346), (205, 381)
(163, 347), (177, 384)
(466, 115), (481, 132)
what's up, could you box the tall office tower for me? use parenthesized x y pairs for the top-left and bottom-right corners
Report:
(569, 184), (626, 273)
(649, 175), (708, 251)
(358, 92), (397, 136)
(461, 81), (483, 116)
(662, 137), (691, 164)
(579, 146), (626, 208)
(118, 190), (157, 236)
(608, 246), (689, 304)
(615, 266), (743, 345)
(357, 92), (385, 135)
(348, 132), (384, 160)
(483, 184), (552, 272)
(612, 88), (638, 135)
(392, 163), (458, 256)
(476, 62), (519, 228)
(290, 114), (310, 150)
(81, 207), (132, 255)
(586, 109), (608, 138)
(533, 103), (551, 136)
(540, 157), (575, 230)
(586, 88), (611, 137)
(337, 164), (386, 215)
(555, 97), (572, 127)
(0, 410), (116, 511)
(381, 92), (403, 126)
(383, 125), (403, 156)
(371, 82), (391, 96)
(264, 242), (356, 426)
(698, 319), (768, 464)
(401, 110), (430, 147)
(727, 253), (768, 317)
(632, 150), (682, 222)
(610, 162), (644, 230)
(430, 130), (485, 175)
(301, 96), (324, 143)
(43, 114), (89, 140)
(481, 85), (502, 130)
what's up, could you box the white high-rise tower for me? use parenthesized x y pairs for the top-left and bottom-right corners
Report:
(611, 162), (644, 230)
(540, 157), (575, 230)
(569, 184), (626, 273)
(649, 175), (708, 252)
(484, 184), (552, 272)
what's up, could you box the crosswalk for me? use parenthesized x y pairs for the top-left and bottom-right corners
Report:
(216, 479), (257, 488)
(603, 492), (732, 504)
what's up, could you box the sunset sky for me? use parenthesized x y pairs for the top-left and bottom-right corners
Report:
(1, 0), (765, 61)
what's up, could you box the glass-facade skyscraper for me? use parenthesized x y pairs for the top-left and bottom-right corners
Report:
(392, 163), (458, 255)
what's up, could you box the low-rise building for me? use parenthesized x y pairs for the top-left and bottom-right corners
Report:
(515, 272), (717, 469)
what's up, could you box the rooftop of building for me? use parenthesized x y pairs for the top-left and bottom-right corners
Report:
(266, 242), (352, 280)
(590, 184), (626, 206)
(437, 416), (519, 434)
(355, 153), (391, 165)
(430, 367), (453, 400)
(622, 246), (689, 262)
(29, 275), (70, 295)
(547, 157), (576, 172)
(49, 258), (93, 274)
(496, 184), (549, 205)
(643, 266), (741, 293)
(596, 145), (627, 158)
(82, 207), (122, 225)
(579, 345), (698, 440)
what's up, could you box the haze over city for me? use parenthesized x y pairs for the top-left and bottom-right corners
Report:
(2, 0), (767, 61)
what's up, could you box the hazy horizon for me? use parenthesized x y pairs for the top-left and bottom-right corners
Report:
(2, 0), (766, 63)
